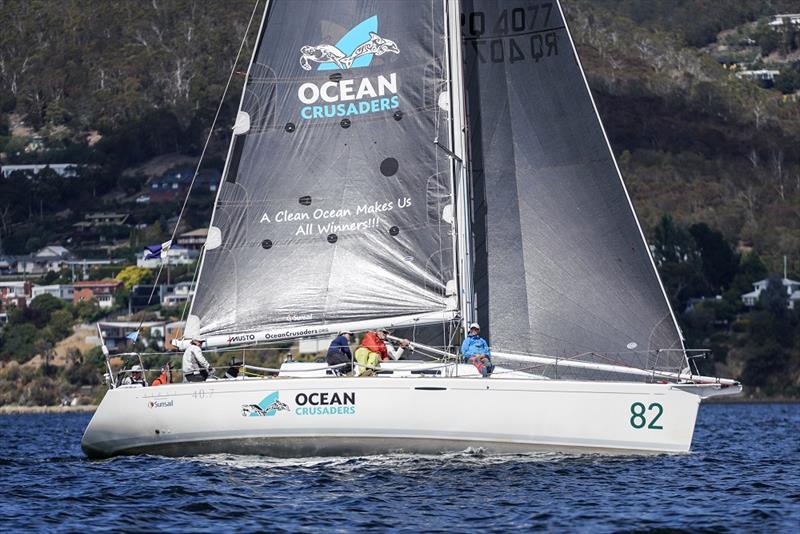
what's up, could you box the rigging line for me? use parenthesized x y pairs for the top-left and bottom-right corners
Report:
(134, 0), (262, 336)
(166, 0), (262, 248)
(134, 258), (167, 338)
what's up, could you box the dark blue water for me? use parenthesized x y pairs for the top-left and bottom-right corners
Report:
(1, 403), (798, 532)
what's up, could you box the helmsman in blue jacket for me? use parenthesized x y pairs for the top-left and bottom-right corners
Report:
(460, 322), (494, 377)
(326, 331), (354, 375)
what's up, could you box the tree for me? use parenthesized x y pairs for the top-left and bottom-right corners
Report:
(728, 252), (769, 300)
(48, 309), (74, 340)
(29, 293), (64, 326)
(115, 265), (153, 291)
(688, 223), (738, 294)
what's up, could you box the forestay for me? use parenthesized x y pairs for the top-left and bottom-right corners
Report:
(462, 0), (688, 380)
(189, 0), (456, 340)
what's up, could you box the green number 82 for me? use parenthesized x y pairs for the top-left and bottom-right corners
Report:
(629, 402), (664, 430)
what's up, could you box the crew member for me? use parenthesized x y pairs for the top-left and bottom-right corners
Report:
(183, 337), (212, 382)
(121, 364), (147, 387)
(460, 323), (493, 378)
(326, 331), (354, 375)
(354, 329), (410, 376)
(151, 363), (172, 386)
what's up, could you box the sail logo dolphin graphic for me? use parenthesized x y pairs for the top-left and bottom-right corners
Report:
(241, 391), (291, 417)
(295, 16), (401, 120)
(300, 16), (399, 71)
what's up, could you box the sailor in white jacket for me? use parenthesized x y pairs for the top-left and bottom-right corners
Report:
(183, 337), (212, 382)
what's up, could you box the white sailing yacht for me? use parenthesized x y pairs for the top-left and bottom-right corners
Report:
(82, 0), (740, 458)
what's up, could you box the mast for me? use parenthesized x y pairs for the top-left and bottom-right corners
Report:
(444, 0), (475, 333)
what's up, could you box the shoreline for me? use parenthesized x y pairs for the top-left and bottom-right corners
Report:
(0, 405), (97, 414)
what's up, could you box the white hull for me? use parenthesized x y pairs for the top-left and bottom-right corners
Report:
(81, 365), (727, 458)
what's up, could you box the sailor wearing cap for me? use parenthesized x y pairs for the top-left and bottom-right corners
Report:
(325, 330), (354, 375)
(121, 364), (147, 387)
(460, 322), (494, 378)
(183, 337), (213, 382)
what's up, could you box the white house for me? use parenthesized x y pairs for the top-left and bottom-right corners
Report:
(15, 246), (76, 274)
(768, 14), (800, 28)
(735, 70), (781, 82)
(136, 246), (198, 268)
(741, 278), (800, 307)
(31, 284), (74, 301)
(162, 282), (195, 307)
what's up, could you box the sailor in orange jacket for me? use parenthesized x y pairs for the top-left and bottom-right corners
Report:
(354, 329), (410, 375)
(151, 364), (172, 386)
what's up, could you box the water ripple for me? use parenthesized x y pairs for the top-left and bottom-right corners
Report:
(0, 405), (798, 532)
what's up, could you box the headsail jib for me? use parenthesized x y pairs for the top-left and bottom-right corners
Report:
(462, 0), (687, 379)
(189, 0), (458, 341)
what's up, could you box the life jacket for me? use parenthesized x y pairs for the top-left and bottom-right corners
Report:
(358, 331), (389, 360)
(151, 371), (170, 386)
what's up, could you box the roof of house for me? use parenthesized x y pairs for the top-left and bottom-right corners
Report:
(35, 245), (72, 258)
(179, 228), (208, 237)
(74, 279), (123, 288)
(0, 281), (28, 289)
(752, 277), (800, 287)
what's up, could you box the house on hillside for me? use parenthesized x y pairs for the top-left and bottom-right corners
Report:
(148, 167), (221, 202)
(128, 282), (196, 312)
(735, 69), (781, 82)
(768, 14), (800, 29)
(741, 278), (800, 309)
(14, 246), (76, 275)
(73, 279), (123, 309)
(163, 282), (195, 307)
(176, 228), (207, 251)
(0, 163), (81, 178)
(136, 246), (198, 268)
(0, 281), (32, 307)
(63, 258), (121, 281)
(83, 212), (130, 226)
(32, 284), (74, 301)
(98, 320), (166, 351)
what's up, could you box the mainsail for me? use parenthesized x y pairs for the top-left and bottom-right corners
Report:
(462, 0), (688, 378)
(189, 0), (456, 340)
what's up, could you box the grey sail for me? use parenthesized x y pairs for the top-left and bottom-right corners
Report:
(190, 0), (455, 338)
(462, 0), (687, 379)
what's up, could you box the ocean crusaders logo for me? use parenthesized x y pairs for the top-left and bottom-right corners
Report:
(242, 391), (356, 417)
(297, 15), (400, 120)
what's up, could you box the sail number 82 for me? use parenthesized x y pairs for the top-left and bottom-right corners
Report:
(629, 402), (663, 429)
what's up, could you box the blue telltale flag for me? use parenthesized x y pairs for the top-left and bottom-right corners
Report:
(125, 331), (139, 342)
(143, 240), (172, 260)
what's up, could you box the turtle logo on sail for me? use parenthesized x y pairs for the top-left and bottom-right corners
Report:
(299, 16), (399, 71)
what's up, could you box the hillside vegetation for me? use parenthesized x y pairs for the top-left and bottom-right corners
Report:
(0, 0), (799, 398)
